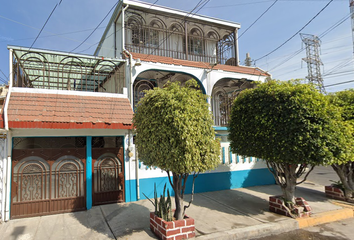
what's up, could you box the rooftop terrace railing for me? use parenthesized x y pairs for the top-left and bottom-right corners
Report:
(10, 46), (126, 94)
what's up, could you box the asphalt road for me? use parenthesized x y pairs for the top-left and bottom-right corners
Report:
(255, 165), (354, 240)
(307, 165), (340, 186)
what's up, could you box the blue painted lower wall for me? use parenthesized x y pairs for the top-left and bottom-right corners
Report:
(125, 168), (275, 202)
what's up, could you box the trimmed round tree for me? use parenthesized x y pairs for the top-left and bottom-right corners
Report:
(328, 89), (354, 200)
(133, 80), (220, 220)
(229, 80), (348, 210)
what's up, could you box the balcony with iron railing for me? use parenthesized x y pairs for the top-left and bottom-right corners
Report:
(124, 25), (236, 65)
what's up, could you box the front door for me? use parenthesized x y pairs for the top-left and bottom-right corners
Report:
(92, 137), (125, 205)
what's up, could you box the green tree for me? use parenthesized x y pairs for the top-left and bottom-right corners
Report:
(229, 80), (349, 211)
(328, 89), (354, 200)
(133, 80), (220, 220)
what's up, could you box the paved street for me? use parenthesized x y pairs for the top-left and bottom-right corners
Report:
(255, 165), (354, 240)
(254, 217), (354, 240)
(307, 165), (340, 186)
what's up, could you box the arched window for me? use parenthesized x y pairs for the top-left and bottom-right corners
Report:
(188, 28), (204, 55)
(145, 19), (164, 48)
(218, 33), (235, 65)
(169, 23), (184, 57)
(212, 79), (253, 126)
(206, 30), (220, 61)
(133, 79), (155, 110)
(127, 15), (145, 46)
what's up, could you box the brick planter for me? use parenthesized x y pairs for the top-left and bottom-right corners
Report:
(269, 196), (312, 218)
(149, 212), (195, 240)
(325, 185), (346, 201)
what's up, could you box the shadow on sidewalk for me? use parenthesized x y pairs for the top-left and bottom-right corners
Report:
(101, 202), (156, 239)
(69, 200), (157, 239)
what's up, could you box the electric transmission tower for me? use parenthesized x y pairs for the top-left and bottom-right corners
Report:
(301, 33), (325, 93)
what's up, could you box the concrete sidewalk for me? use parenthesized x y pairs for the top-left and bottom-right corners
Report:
(0, 182), (353, 240)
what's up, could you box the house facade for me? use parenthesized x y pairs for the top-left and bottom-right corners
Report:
(0, 0), (274, 221)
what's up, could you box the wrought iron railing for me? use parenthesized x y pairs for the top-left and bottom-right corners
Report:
(126, 43), (228, 64)
(11, 48), (126, 94)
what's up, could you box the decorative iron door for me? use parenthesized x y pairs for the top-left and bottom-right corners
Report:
(92, 137), (124, 205)
(11, 139), (86, 219)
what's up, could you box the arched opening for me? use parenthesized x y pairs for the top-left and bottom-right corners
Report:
(169, 22), (185, 59)
(187, 27), (204, 58)
(133, 69), (205, 110)
(212, 78), (255, 126)
(218, 33), (235, 65)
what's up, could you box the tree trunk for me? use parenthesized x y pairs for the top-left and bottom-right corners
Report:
(281, 165), (297, 206)
(281, 178), (296, 205)
(174, 188), (184, 220)
(266, 162), (300, 206)
(332, 163), (354, 200)
(173, 173), (184, 220)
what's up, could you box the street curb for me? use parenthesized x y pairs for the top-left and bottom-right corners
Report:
(196, 219), (299, 240)
(296, 208), (354, 228)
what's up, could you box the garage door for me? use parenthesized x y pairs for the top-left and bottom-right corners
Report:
(11, 137), (86, 219)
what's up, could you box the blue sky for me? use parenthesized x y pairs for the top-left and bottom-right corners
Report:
(0, 0), (353, 92)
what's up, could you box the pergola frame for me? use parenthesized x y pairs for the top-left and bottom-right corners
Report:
(9, 46), (126, 93)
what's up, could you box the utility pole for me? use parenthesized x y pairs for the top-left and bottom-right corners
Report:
(350, 0), (354, 53)
(300, 33), (325, 93)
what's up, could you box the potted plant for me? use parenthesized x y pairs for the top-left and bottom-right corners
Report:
(133, 80), (220, 238)
(144, 184), (195, 240)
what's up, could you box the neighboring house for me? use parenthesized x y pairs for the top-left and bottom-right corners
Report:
(0, 0), (274, 221)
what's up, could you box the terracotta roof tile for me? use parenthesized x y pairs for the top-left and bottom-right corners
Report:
(130, 52), (270, 77)
(7, 92), (133, 129)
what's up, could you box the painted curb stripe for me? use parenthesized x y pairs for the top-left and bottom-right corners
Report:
(296, 208), (354, 228)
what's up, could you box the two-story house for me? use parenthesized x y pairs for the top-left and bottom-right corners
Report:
(0, 0), (274, 221)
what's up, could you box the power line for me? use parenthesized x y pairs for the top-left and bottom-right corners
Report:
(0, 77), (7, 84)
(78, 0), (162, 54)
(238, 0), (279, 39)
(30, 1), (62, 49)
(254, 0), (334, 62)
(204, 0), (346, 9)
(257, 5), (348, 73)
(324, 79), (354, 87)
(0, 14), (109, 47)
(0, 26), (106, 43)
(323, 58), (354, 76)
(144, 0), (210, 58)
(71, 1), (119, 52)
(0, 69), (8, 81)
(319, 13), (351, 38)
(268, 48), (304, 72)
(258, 33), (352, 69)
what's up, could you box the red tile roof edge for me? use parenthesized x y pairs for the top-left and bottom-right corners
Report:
(128, 52), (270, 77)
(7, 92), (134, 130)
(8, 121), (133, 130)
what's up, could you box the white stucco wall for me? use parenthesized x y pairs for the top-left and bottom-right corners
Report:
(97, 24), (115, 59)
(0, 135), (7, 222)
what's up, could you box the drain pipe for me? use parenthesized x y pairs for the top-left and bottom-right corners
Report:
(122, 4), (140, 200)
(3, 49), (13, 221)
(124, 50), (141, 200)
